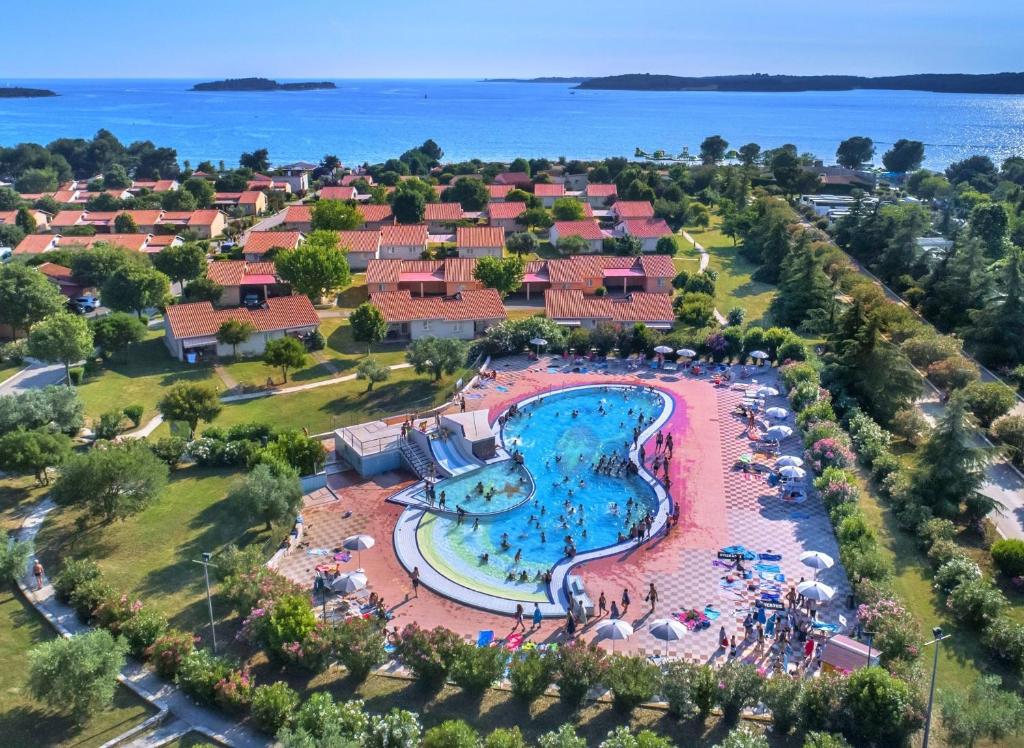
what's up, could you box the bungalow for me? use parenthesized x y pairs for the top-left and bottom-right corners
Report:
(247, 173), (293, 193)
(0, 208), (50, 232)
(366, 258), (481, 296)
(379, 224), (429, 260)
(494, 172), (532, 189)
(163, 294), (320, 362)
(487, 202), (526, 232)
(36, 262), (86, 298)
(336, 229), (381, 271)
(585, 183), (618, 208)
(206, 260), (289, 307)
(487, 184), (514, 202)
(69, 188), (132, 205)
(517, 255), (675, 300)
(610, 201), (655, 221)
(533, 183), (565, 208)
(341, 174), (370, 187)
(13, 232), (160, 256)
(242, 230), (304, 261)
(319, 186), (357, 201)
(370, 289), (506, 341)
(153, 209), (227, 240)
(120, 210), (164, 234)
(456, 226), (504, 259)
(549, 220), (604, 253)
(214, 191), (267, 216)
(279, 205), (313, 232)
(424, 202), (464, 233)
(618, 218), (673, 253)
(357, 204), (394, 230)
(129, 179), (179, 194)
(544, 290), (675, 330)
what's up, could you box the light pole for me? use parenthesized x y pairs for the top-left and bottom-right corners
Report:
(922, 626), (952, 748)
(193, 553), (218, 652)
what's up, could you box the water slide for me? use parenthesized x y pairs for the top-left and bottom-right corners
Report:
(429, 434), (481, 477)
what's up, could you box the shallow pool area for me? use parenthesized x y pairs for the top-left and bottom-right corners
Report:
(411, 385), (671, 604)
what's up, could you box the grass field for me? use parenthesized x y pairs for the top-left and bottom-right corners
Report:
(0, 360), (25, 384)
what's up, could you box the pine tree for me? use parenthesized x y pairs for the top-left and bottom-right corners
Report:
(966, 242), (1024, 366)
(912, 398), (986, 518)
(771, 234), (833, 328)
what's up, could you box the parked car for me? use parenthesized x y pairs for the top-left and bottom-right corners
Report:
(242, 293), (262, 308)
(73, 295), (100, 311)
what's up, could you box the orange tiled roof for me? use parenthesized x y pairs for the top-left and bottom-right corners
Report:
(380, 224), (428, 246)
(283, 205), (313, 224)
(534, 183), (565, 197)
(244, 231), (303, 256)
(488, 185), (514, 199)
(238, 191), (264, 205)
(545, 290), (674, 323)
(357, 204), (393, 224)
(370, 289), (506, 323)
(187, 210), (224, 227)
(553, 220), (603, 241)
(587, 184), (618, 198)
(487, 202), (526, 221)
(50, 210), (86, 227)
(336, 230), (381, 254)
(366, 258), (479, 286)
(456, 226), (504, 249)
(165, 294), (318, 340)
(424, 203), (463, 222)
(622, 218), (672, 239)
(319, 186), (356, 201)
(206, 260), (278, 287)
(13, 235), (59, 254)
(36, 262), (73, 282)
(612, 201), (656, 219)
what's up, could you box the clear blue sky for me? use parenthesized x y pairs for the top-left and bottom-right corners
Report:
(5, 0), (1023, 79)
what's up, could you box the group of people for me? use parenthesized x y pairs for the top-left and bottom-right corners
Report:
(726, 603), (822, 675)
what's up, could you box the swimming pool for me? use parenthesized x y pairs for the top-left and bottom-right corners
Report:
(406, 385), (672, 606)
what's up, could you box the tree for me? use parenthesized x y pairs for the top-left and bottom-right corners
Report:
(737, 143), (761, 166)
(842, 667), (923, 746)
(181, 176), (216, 208)
(956, 381), (1017, 428)
(912, 398), (986, 518)
(160, 189), (197, 212)
(506, 232), (539, 255)
(0, 386), (84, 435)
(15, 167), (58, 193)
(311, 199), (362, 231)
(152, 242), (207, 286)
(406, 337), (467, 381)
(700, 135), (729, 164)
(771, 150), (805, 195)
(518, 207), (552, 232)
(0, 186), (21, 210)
(28, 629), (128, 722)
(350, 302), (388, 354)
(356, 357), (391, 392)
(655, 236), (677, 255)
(16, 206), (37, 234)
(217, 319), (255, 359)
(969, 203), (1009, 256)
(101, 264), (170, 317)
(240, 148), (270, 172)
(551, 197), (585, 221)
(0, 537), (32, 583)
(946, 155), (997, 190)
(940, 675), (1024, 748)
(182, 277), (224, 304)
(51, 441), (168, 523)
(473, 255), (525, 297)
(441, 178), (489, 211)
(89, 311), (146, 360)
(836, 136), (875, 169)
(264, 336), (308, 383)
(771, 236), (835, 329)
(392, 190), (425, 224)
(275, 230), (351, 302)
(157, 382), (222, 438)
(557, 234), (589, 255)
(0, 263), (65, 338)
(882, 139), (925, 173)
(0, 428), (72, 485)
(70, 242), (143, 288)
(28, 312), (94, 386)
(229, 462), (303, 531)
(966, 244), (1024, 366)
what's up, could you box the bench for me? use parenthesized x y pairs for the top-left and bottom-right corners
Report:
(567, 574), (595, 616)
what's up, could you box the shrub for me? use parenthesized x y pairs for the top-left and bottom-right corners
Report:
(802, 733), (852, 748)
(947, 577), (1007, 626)
(599, 726), (673, 748)
(175, 648), (234, 705)
(956, 381), (1017, 427)
(814, 468), (859, 512)
(918, 517), (957, 551)
(292, 693), (369, 742)
(27, 628), (127, 721)
(713, 726), (768, 748)
(847, 410), (892, 465)
(934, 556), (983, 592)
(716, 661), (763, 723)
(150, 436), (187, 468)
(94, 409), (124, 440)
(890, 407), (929, 445)
(485, 727), (527, 748)
(983, 618), (1024, 671)
(52, 558), (101, 604)
(603, 654), (661, 714)
(802, 420), (848, 449)
(762, 675), (804, 734)
(91, 591), (143, 634)
(537, 725), (587, 748)
(1, 339), (28, 364)
(727, 307), (746, 326)
(780, 361), (820, 390)
(778, 337), (807, 362)
(661, 661), (714, 720)
(870, 450), (901, 482)
(68, 577), (114, 621)
(123, 404), (144, 427)
(799, 671), (848, 733)
(842, 667), (924, 746)
(806, 438), (854, 473)
(68, 366), (84, 385)
(796, 399), (837, 428)
(927, 355), (979, 391)
(508, 647), (555, 703)
(396, 623), (462, 689)
(993, 415), (1024, 467)
(119, 608), (168, 658)
(307, 330), (325, 351)
(251, 681), (300, 734)
(365, 708), (421, 748)
(927, 538), (964, 568)
(147, 629), (196, 679)
(264, 594), (317, 654)
(992, 538), (1024, 577)
(213, 665), (254, 712)
(423, 720), (481, 748)
(334, 616), (386, 680)
(791, 381), (823, 412)
(449, 642), (509, 696)
(554, 639), (607, 709)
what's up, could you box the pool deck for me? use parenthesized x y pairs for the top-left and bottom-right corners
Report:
(277, 355), (852, 664)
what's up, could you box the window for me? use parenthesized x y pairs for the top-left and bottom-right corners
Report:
(452, 322), (462, 332)
(658, 277), (665, 287)
(378, 284), (385, 292)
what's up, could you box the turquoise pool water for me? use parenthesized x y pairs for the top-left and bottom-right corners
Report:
(416, 386), (668, 601)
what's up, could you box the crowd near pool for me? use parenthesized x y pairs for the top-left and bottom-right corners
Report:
(415, 386), (670, 601)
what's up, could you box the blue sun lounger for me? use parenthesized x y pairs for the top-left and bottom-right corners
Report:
(477, 630), (494, 647)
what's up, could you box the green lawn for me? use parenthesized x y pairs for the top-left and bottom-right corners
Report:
(0, 588), (153, 747)
(0, 475), (47, 534)
(0, 360), (25, 384)
(335, 273), (368, 310)
(34, 466), (283, 633)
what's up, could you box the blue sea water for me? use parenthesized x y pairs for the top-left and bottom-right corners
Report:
(1, 78), (1022, 169)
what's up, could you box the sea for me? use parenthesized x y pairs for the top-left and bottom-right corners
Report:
(1, 78), (1023, 170)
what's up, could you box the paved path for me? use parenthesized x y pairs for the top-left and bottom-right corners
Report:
(0, 360), (67, 395)
(15, 499), (268, 748)
(681, 230), (728, 325)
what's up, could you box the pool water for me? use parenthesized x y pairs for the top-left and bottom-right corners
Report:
(415, 386), (668, 601)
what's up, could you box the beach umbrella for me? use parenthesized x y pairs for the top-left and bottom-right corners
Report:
(649, 618), (686, 656)
(797, 580), (835, 602)
(595, 619), (634, 653)
(676, 348), (697, 359)
(343, 534), (376, 570)
(765, 407), (788, 419)
(763, 425), (793, 442)
(529, 337), (548, 354)
(776, 455), (804, 468)
(330, 571), (367, 594)
(779, 465), (806, 480)
(750, 350), (769, 360)
(757, 386), (780, 398)
(654, 345), (674, 355)
(800, 551), (835, 580)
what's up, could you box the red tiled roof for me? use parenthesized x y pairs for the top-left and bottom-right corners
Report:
(187, 210), (224, 227)
(341, 174), (370, 187)
(587, 184), (618, 198)
(637, 255), (676, 278)
(622, 218), (672, 239)
(539, 255), (678, 286)
(553, 220), (603, 241)
(456, 226), (505, 249)
(494, 172), (531, 186)
(357, 204), (393, 224)
(238, 191), (264, 205)
(545, 290), (674, 323)
(283, 205), (313, 224)
(612, 201), (655, 219)
(244, 231), (303, 256)
(581, 203), (595, 218)
(366, 258), (480, 286)
(207, 260), (278, 287)
(319, 186), (356, 201)
(336, 230), (381, 254)
(165, 294), (318, 340)
(487, 202), (526, 221)
(13, 235), (59, 254)
(51, 190), (77, 203)
(365, 260), (403, 286)
(370, 289), (506, 323)
(121, 210), (164, 226)
(380, 224), (428, 246)
(533, 183), (565, 198)
(50, 210), (85, 227)
(488, 185), (514, 200)
(36, 262), (73, 282)
(424, 203), (463, 222)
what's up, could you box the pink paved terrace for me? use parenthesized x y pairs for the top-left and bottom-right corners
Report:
(276, 356), (851, 663)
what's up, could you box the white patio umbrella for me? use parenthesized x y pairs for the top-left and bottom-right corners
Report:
(763, 425), (793, 442)
(595, 619), (634, 652)
(757, 386), (780, 398)
(653, 345), (674, 355)
(799, 551), (834, 581)
(776, 455), (804, 468)
(676, 348), (697, 359)
(529, 337), (548, 354)
(343, 534), (376, 571)
(331, 571), (368, 594)
(797, 580), (836, 602)
(750, 350), (769, 361)
(765, 407), (789, 419)
(779, 465), (806, 480)
(649, 618), (686, 656)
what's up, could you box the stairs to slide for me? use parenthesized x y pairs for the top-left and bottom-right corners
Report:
(399, 439), (434, 478)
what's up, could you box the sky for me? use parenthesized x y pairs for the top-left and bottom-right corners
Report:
(5, 0), (1024, 79)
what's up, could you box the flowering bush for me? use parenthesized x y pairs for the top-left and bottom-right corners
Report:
(334, 616), (387, 681)
(814, 467), (859, 512)
(790, 381), (824, 412)
(119, 608), (168, 658)
(796, 398), (837, 428)
(213, 665), (254, 712)
(802, 420), (849, 449)
(221, 551), (302, 615)
(186, 437), (224, 466)
(176, 648), (235, 705)
(91, 592), (144, 634)
(761, 675), (804, 735)
(983, 618), (1024, 671)
(847, 410), (892, 466)
(934, 556), (982, 593)
(715, 661), (763, 724)
(857, 597), (921, 662)
(146, 629), (196, 678)
(660, 661), (717, 721)
(365, 708), (422, 748)
(509, 647), (555, 704)
(554, 639), (608, 709)
(806, 438), (854, 473)
(397, 623), (462, 689)
(704, 332), (729, 361)
(947, 577), (1007, 627)
(52, 558), (101, 604)
(779, 361), (820, 391)
(280, 621), (334, 672)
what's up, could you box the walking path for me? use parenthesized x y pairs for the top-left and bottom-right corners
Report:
(681, 230), (729, 327)
(0, 360), (67, 395)
(15, 499), (268, 748)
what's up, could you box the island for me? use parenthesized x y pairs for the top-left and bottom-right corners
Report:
(573, 72), (1024, 94)
(190, 77), (336, 92)
(0, 87), (57, 98)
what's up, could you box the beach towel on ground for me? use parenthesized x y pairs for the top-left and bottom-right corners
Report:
(505, 633), (524, 651)
(758, 553), (782, 561)
(306, 548), (329, 556)
(812, 621), (841, 633)
(704, 606), (721, 620)
(759, 572), (785, 583)
(754, 563), (781, 573)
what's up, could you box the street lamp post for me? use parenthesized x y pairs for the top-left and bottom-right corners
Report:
(922, 626), (952, 748)
(193, 553), (218, 653)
